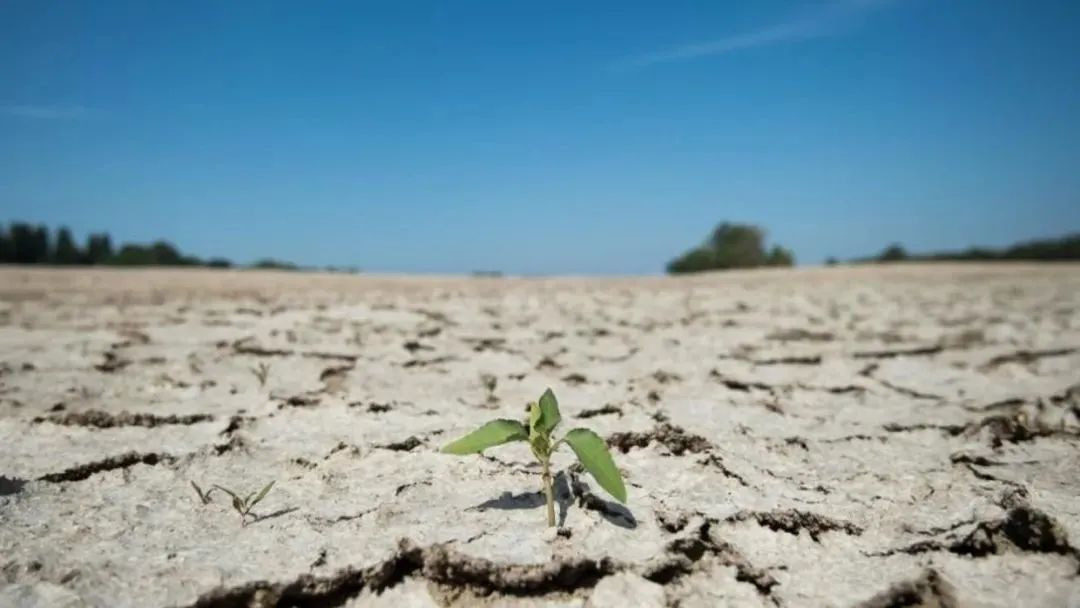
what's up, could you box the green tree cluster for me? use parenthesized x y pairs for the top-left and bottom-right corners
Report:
(877, 243), (908, 262)
(251, 258), (299, 271)
(859, 233), (1080, 263)
(667, 222), (796, 274)
(0, 222), (238, 268)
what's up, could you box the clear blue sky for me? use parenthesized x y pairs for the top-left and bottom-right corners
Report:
(2, 1), (1078, 274)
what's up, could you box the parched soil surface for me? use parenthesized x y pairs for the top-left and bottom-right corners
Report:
(1, 264), (1079, 608)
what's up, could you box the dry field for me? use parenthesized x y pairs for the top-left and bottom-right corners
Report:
(1, 264), (1079, 607)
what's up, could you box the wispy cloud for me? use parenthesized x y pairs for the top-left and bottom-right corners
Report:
(619, 0), (896, 69)
(0, 104), (94, 120)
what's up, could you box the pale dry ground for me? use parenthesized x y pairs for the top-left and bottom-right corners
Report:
(1, 264), (1079, 608)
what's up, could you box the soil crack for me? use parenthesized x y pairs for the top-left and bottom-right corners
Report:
(726, 509), (864, 541)
(33, 410), (213, 429)
(867, 505), (1080, 569)
(188, 539), (616, 607)
(607, 424), (749, 485)
(643, 519), (779, 599)
(853, 345), (944, 359)
(232, 337), (358, 363)
(39, 452), (176, 483)
(854, 569), (959, 608)
(980, 347), (1077, 371)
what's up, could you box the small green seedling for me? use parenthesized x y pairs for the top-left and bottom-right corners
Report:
(250, 362), (271, 387)
(191, 481), (216, 505)
(212, 481), (276, 527)
(442, 388), (626, 527)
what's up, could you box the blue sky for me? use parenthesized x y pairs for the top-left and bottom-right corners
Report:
(2, 0), (1078, 274)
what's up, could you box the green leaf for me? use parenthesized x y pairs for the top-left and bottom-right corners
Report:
(213, 485), (241, 502)
(231, 495), (245, 514)
(529, 433), (550, 460)
(442, 419), (529, 455)
(534, 389), (562, 436)
(562, 428), (627, 503)
(191, 481), (208, 504)
(250, 481), (275, 508)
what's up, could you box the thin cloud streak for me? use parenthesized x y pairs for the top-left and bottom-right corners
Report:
(619, 0), (896, 69)
(0, 104), (94, 119)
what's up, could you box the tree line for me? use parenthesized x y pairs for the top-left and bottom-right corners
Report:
(8, 220), (1075, 274)
(0, 222), (295, 269)
(850, 233), (1080, 264)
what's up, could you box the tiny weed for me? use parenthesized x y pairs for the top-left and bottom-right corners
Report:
(442, 388), (626, 527)
(190, 480), (216, 505)
(250, 362), (270, 387)
(214, 481), (275, 526)
(191, 480), (275, 526)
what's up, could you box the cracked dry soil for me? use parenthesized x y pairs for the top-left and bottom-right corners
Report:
(1, 264), (1079, 607)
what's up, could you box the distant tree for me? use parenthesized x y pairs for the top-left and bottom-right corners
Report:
(84, 233), (114, 264)
(108, 244), (157, 266)
(947, 247), (998, 261)
(10, 224), (32, 263)
(10, 223), (47, 264)
(667, 222), (794, 274)
(206, 258), (232, 268)
(251, 258), (299, 270)
(709, 223), (768, 269)
(969, 248), (999, 260)
(105, 240), (207, 266)
(878, 243), (908, 262)
(53, 227), (82, 264)
(1003, 234), (1080, 261)
(825, 256), (838, 266)
(766, 245), (795, 267)
(0, 226), (12, 263)
(666, 247), (717, 274)
(32, 225), (51, 263)
(150, 241), (183, 265)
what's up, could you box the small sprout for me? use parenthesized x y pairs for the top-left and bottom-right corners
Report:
(212, 481), (275, 527)
(442, 388), (626, 527)
(479, 373), (499, 408)
(480, 373), (497, 393)
(250, 362), (270, 387)
(191, 480), (216, 505)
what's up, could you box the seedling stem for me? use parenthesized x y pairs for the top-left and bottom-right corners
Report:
(541, 457), (555, 527)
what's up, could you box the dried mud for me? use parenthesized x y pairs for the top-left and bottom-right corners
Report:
(1, 264), (1079, 607)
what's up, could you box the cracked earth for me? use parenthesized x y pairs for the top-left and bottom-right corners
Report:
(1, 265), (1079, 607)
